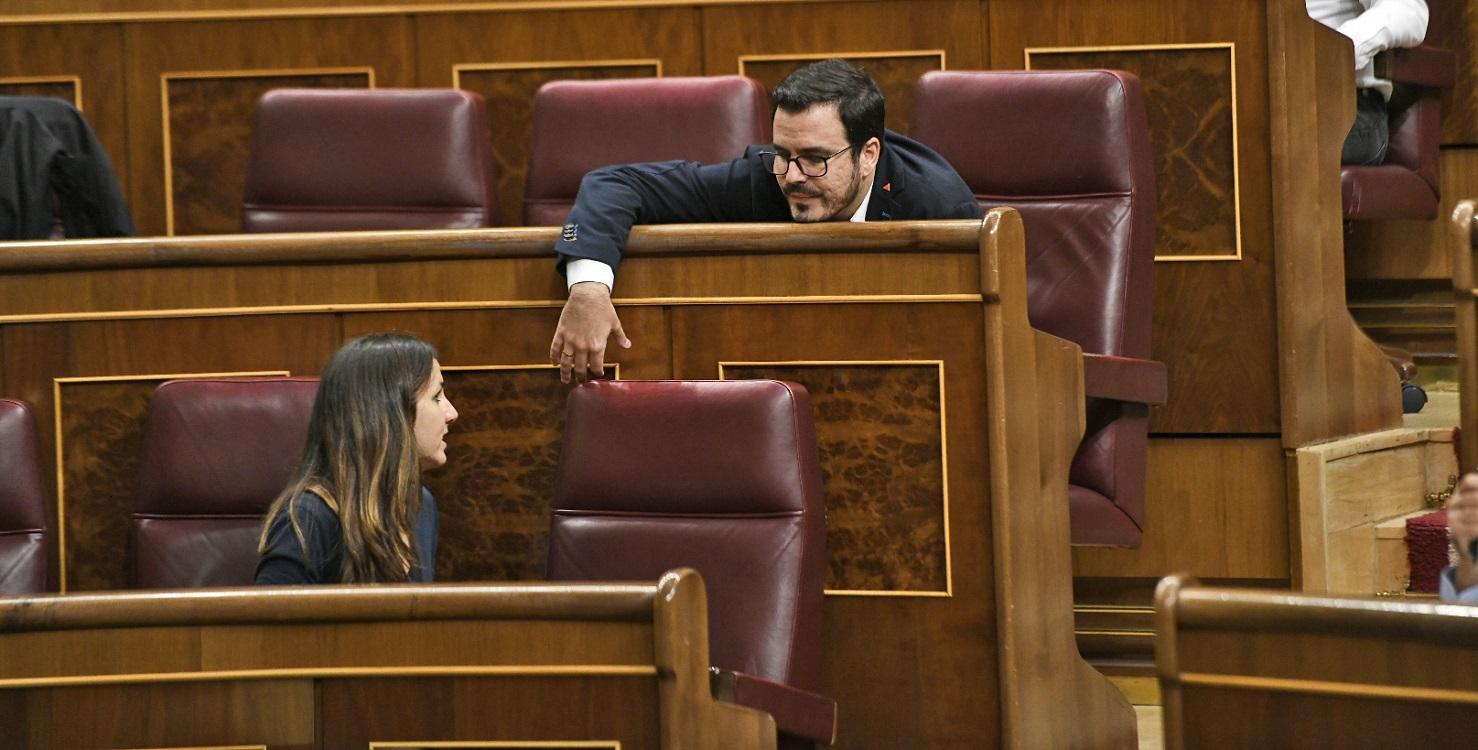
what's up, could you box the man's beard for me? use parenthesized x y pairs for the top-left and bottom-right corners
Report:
(784, 169), (865, 223)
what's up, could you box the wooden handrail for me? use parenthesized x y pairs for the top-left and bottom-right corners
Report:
(0, 580), (658, 632)
(0, 219), (984, 274)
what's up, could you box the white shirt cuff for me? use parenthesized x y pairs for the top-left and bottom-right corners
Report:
(1440, 567), (1478, 603)
(566, 259), (614, 292)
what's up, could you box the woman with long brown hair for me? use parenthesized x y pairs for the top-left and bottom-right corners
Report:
(255, 332), (457, 584)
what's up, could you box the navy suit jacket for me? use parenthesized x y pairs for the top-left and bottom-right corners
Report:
(554, 130), (982, 272)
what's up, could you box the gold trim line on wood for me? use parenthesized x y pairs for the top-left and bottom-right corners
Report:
(453, 58), (664, 90)
(160, 66), (376, 237)
(53, 369), (291, 594)
(1075, 605), (1157, 615)
(1074, 629), (1156, 638)
(1175, 672), (1478, 705)
(0, 294), (985, 325)
(0, 74), (83, 110)
(719, 359), (953, 597)
(0, 0), (866, 27)
(0, 664), (659, 690)
(373, 742), (620, 749)
(738, 49), (947, 76)
(1025, 42), (1243, 264)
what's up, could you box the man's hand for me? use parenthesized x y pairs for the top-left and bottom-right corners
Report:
(550, 281), (631, 384)
(1450, 473), (1478, 591)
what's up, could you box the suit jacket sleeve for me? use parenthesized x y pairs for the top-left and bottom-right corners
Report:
(554, 154), (775, 273)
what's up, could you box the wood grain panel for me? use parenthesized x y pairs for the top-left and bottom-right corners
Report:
(702, 0), (985, 124)
(13, 680), (312, 749)
(323, 677), (656, 748)
(988, 0), (1281, 435)
(454, 61), (660, 228)
(1438, 0), (1477, 145)
(722, 362), (948, 593)
(0, 23), (127, 213)
(124, 16), (414, 236)
(164, 69), (373, 236)
(1029, 45), (1240, 260)
(671, 302), (999, 747)
(0, 77), (80, 108)
(740, 52), (943, 135)
(1073, 437), (1289, 579)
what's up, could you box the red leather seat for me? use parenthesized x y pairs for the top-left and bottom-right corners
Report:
(522, 76), (770, 226)
(0, 399), (50, 594)
(242, 89), (498, 232)
(548, 379), (835, 748)
(132, 377), (318, 588)
(912, 69), (1167, 547)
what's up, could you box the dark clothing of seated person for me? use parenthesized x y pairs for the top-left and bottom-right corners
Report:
(1306, 0), (1429, 165)
(256, 487), (438, 584)
(549, 58), (982, 384)
(255, 331), (458, 585)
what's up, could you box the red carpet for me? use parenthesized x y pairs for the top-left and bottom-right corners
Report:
(1406, 509), (1450, 593)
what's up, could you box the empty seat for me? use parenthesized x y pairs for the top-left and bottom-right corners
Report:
(913, 69), (1167, 547)
(242, 88), (498, 232)
(548, 379), (835, 748)
(132, 377), (318, 588)
(523, 76), (770, 226)
(0, 399), (50, 594)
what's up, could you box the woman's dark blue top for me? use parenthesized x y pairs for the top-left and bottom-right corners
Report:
(254, 487), (438, 584)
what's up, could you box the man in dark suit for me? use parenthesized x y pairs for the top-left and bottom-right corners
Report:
(549, 58), (982, 383)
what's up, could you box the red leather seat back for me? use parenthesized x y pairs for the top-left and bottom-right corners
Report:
(913, 70), (1157, 545)
(523, 76), (770, 226)
(0, 399), (49, 594)
(242, 89), (498, 232)
(548, 380), (826, 692)
(132, 377), (319, 588)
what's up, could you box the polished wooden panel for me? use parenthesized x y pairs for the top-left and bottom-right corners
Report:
(414, 8), (702, 226)
(1266, 0), (1400, 446)
(1073, 438), (1289, 579)
(722, 362), (948, 593)
(123, 16), (415, 236)
(1436, 0), (1476, 145)
(739, 52), (943, 135)
(1157, 575), (1478, 749)
(701, 0), (986, 123)
(0, 573), (773, 750)
(989, 0), (1281, 436)
(455, 61), (661, 227)
(1029, 46), (1240, 260)
(165, 70), (373, 236)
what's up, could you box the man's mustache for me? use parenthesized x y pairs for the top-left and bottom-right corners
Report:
(783, 185), (822, 198)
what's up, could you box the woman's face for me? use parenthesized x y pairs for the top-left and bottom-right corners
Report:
(413, 359), (458, 470)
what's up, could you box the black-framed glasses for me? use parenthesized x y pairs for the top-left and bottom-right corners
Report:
(758, 145), (854, 177)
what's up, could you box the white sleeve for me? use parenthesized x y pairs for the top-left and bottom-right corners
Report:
(1335, 0), (1429, 70)
(565, 259), (615, 292)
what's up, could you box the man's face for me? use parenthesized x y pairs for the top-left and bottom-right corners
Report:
(771, 104), (880, 223)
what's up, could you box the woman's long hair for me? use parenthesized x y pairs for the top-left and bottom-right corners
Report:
(258, 332), (436, 582)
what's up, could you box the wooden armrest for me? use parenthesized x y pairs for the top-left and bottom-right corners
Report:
(711, 668), (837, 745)
(1374, 45), (1457, 88)
(1082, 353), (1167, 406)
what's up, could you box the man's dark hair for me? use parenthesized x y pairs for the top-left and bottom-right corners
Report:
(771, 58), (885, 152)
